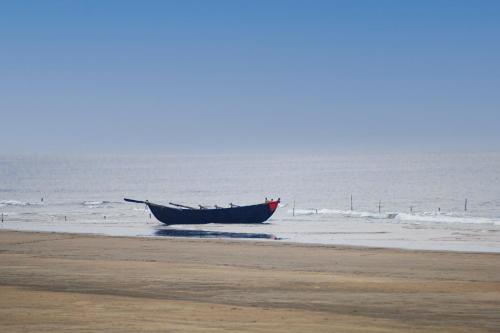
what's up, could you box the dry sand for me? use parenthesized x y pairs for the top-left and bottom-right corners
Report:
(0, 230), (499, 332)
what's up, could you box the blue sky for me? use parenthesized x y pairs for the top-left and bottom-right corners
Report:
(1, 1), (499, 153)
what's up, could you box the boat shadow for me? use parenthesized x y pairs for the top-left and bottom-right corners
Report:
(154, 228), (277, 240)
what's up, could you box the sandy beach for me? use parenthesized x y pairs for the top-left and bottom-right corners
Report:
(0, 230), (499, 332)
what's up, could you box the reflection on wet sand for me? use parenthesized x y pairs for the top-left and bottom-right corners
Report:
(154, 228), (277, 240)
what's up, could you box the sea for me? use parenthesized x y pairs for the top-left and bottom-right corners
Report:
(1, 153), (499, 252)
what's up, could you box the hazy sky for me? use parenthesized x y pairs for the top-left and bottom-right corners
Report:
(1, 1), (499, 153)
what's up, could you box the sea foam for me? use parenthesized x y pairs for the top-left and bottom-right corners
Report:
(0, 200), (43, 207)
(288, 207), (500, 225)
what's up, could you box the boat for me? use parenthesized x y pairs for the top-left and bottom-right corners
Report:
(124, 198), (280, 225)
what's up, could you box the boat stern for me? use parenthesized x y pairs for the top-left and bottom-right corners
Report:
(267, 198), (280, 213)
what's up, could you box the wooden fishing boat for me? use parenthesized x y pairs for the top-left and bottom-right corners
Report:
(124, 198), (280, 225)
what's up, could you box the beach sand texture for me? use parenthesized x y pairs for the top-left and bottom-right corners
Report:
(0, 230), (499, 332)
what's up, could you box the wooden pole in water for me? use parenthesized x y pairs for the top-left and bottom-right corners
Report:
(465, 198), (468, 212)
(350, 195), (353, 211)
(378, 200), (381, 213)
(293, 200), (295, 217)
(1, 213), (3, 223)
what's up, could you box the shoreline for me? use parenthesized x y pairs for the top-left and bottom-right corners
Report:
(1, 226), (499, 254)
(1, 229), (499, 332)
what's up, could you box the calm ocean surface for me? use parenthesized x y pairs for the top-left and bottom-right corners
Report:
(1, 153), (499, 252)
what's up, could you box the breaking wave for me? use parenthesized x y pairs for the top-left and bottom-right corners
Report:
(0, 200), (43, 207)
(82, 200), (110, 205)
(397, 212), (500, 225)
(0, 199), (125, 208)
(290, 208), (397, 219)
(288, 208), (500, 225)
(81, 200), (118, 208)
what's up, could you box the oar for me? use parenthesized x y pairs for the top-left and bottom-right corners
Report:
(124, 198), (147, 204)
(169, 202), (196, 210)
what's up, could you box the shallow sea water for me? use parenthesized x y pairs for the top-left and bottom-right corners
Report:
(1, 153), (499, 252)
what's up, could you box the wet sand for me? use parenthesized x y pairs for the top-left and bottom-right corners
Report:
(0, 230), (499, 332)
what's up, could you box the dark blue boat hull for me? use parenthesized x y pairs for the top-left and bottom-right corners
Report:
(147, 202), (278, 225)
